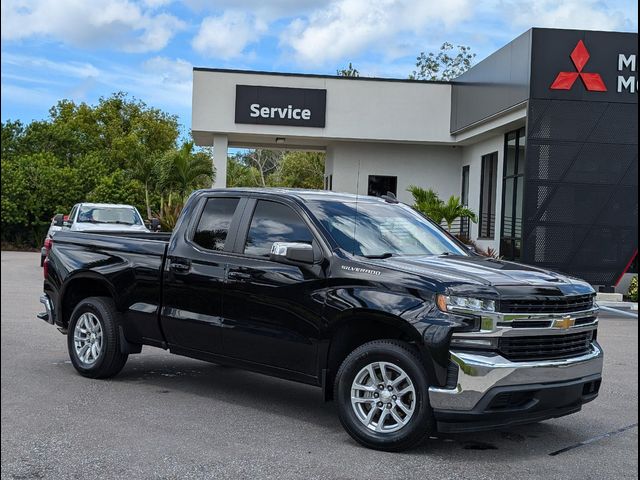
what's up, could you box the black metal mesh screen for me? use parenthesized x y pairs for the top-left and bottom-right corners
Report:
(522, 99), (638, 286)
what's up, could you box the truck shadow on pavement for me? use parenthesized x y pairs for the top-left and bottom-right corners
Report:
(90, 352), (620, 460)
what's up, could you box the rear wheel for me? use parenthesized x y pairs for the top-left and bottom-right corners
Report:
(335, 340), (434, 451)
(67, 296), (128, 378)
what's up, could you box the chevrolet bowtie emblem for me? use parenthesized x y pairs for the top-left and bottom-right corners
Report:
(553, 316), (576, 329)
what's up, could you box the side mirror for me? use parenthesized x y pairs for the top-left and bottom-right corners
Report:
(150, 218), (161, 232)
(53, 214), (65, 227)
(270, 242), (315, 265)
(466, 244), (477, 254)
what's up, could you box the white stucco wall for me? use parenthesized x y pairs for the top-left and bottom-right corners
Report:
(192, 70), (454, 145)
(326, 142), (462, 205)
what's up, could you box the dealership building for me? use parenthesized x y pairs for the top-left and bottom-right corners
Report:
(191, 28), (638, 290)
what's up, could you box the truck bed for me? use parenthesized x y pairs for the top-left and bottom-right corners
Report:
(46, 230), (171, 346)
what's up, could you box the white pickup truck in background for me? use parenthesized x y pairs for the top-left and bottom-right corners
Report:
(40, 203), (151, 266)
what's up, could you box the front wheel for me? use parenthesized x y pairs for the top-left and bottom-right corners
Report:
(335, 340), (434, 451)
(67, 296), (128, 379)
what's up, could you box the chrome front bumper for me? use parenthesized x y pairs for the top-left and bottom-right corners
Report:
(429, 342), (604, 411)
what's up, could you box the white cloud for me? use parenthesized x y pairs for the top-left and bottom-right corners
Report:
(1, 0), (185, 52)
(505, 0), (631, 31)
(2, 53), (100, 78)
(142, 56), (192, 83)
(183, 0), (326, 19)
(191, 11), (267, 59)
(280, 0), (473, 66)
(1, 53), (193, 112)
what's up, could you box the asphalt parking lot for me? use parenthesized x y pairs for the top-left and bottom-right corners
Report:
(1, 251), (638, 479)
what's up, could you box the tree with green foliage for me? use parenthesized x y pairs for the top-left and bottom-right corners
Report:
(226, 155), (262, 187)
(407, 185), (444, 223)
(337, 62), (360, 77)
(628, 276), (638, 302)
(128, 154), (159, 220)
(407, 185), (477, 230)
(269, 151), (325, 189)
(410, 42), (476, 81)
(1, 93), (195, 245)
(226, 149), (326, 189)
(156, 141), (214, 205)
(244, 149), (283, 187)
(439, 195), (477, 230)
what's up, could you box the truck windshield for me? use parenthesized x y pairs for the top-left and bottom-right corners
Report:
(309, 200), (468, 257)
(77, 206), (143, 225)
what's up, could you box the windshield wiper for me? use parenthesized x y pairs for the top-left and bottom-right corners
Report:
(363, 252), (394, 259)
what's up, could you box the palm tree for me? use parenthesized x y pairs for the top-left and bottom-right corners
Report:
(407, 185), (444, 224)
(156, 141), (214, 204)
(408, 186), (477, 231)
(439, 195), (477, 231)
(128, 155), (156, 220)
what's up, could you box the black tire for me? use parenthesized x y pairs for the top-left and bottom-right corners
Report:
(67, 296), (128, 379)
(335, 340), (434, 451)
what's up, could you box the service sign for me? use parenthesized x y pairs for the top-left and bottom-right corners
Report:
(235, 85), (327, 127)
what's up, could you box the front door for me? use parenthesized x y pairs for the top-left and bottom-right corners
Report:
(161, 196), (243, 354)
(221, 198), (326, 376)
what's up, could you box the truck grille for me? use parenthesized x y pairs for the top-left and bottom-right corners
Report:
(498, 331), (594, 361)
(499, 294), (594, 314)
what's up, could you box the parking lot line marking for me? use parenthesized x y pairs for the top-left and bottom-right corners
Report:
(548, 423), (638, 456)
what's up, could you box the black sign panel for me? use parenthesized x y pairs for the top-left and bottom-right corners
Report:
(235, 85), (326, 127)
(530, 29), (638, 103)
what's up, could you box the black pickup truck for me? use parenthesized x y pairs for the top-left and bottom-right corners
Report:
(40, 188), (603, 451)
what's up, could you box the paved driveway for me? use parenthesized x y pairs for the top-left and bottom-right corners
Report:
(1, 251), (638, 479)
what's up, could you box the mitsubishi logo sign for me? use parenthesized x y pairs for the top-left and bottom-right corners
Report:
(550, 40), (607, 92)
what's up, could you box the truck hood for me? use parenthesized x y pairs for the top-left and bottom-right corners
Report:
(371, 254), (587, 288)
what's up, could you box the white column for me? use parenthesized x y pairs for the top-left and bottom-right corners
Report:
(212, 134), (228, 188)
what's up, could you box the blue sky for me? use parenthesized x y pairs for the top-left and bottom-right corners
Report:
(2, 0), (637, 134)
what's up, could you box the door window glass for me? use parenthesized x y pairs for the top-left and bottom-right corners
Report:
(244, 201), (313, 256)
(193, 197), (240, 251)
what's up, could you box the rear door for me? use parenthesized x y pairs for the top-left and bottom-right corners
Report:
(221, 197), (327, 376)
(161, 194), (245, 354)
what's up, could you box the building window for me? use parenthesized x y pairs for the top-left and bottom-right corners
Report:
(500, 127), (526, 260)
(478, 153), (498, 239)
(459, 165), (470, 239)
(368, 175), (397, 197)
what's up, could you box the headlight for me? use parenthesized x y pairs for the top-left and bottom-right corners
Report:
(436, 294), (496, 313)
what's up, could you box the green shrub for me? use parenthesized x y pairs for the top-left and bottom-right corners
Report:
(628, 276), (638, 302)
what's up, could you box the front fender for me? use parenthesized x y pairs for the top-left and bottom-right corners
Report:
(323, 284), (468, 386)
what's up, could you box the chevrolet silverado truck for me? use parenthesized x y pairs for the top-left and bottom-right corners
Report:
(39, 188), (603, 451)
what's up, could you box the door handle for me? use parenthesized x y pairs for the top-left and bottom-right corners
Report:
(228, 270), (251, 281)
(170, 259), (191, 273)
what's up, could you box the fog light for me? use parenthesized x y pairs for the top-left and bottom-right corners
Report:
(450, 337), (498, 349)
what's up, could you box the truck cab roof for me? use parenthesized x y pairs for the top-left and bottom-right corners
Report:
(195, 187), (391, 204)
